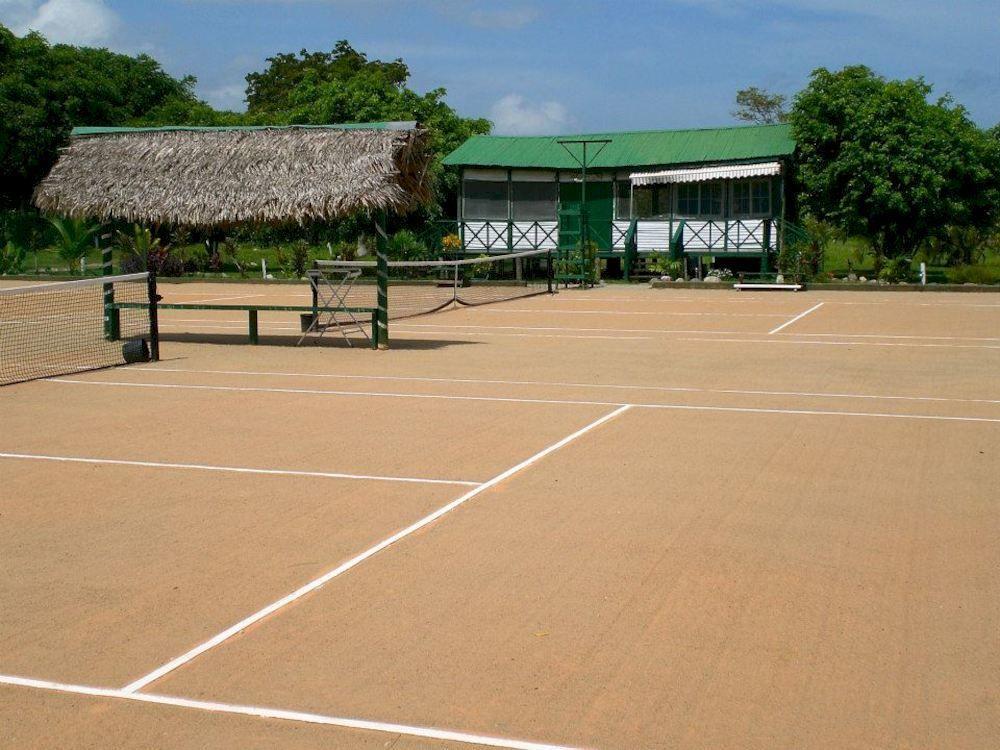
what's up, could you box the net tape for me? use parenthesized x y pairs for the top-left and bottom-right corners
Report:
(0, 272), (154, 386)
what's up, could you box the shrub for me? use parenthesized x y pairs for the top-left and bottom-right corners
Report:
(387, 230), (430, 261)
(441, 233), (462, 255)
(48, 216), (99, 272)
(947, 264), (1000, 285)
(117, 225), (184, 276)
(292, 240), (310, 277)
(878, 256), (913, 284)
(1, 240), (28, 274)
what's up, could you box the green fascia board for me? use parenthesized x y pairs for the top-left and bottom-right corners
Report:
(71, 121), (417, 137)
(443, 123), (794, 170)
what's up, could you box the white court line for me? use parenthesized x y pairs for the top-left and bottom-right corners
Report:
(121, 405), (630, 692)
(477, 308), (787, 317)
(0, 675), (578, 750)
(0, 452), (479, 487)
(768, 302), (825, 334)
(48, 379), (1000, 423)
(682, 337), (1000, 351)
(173, 294), (260, 305)
(158, 317), (1000, 343)
(158, 321), (651, 341)
(143, 367), (1000, 405)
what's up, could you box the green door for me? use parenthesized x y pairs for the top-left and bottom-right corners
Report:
(559, 181), (613, 251)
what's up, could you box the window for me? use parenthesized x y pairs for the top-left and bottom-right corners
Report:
(511, 181), (557, 221)
(751, 180), (771, 215)
(732, 181), (752, 216)
(700, 182), (723, 217)
(632, 185), (671, 218)
(463, 180), (508, 220)
(615, 181), (631, 220)
(676, 184), (698, 216)
(676, 182), (723, 218)
(732, 179), (771, 217)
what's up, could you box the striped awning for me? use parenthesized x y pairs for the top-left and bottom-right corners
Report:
(630, 161), (781, 186)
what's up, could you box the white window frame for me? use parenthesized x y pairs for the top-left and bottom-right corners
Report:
(731, 178), (772, 219)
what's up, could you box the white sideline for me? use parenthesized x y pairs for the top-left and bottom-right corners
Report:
(143, 367), (1000, 405)
(0, 674), (579, 750)
(48, 379), (1000, 423)
(0, 452), (479, 487)
(120, 405), (632, 693)
(768, 302), (824, 334)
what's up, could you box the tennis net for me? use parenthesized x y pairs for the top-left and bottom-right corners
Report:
(314, 248), (553, 320)
(0, 272), (158, 386)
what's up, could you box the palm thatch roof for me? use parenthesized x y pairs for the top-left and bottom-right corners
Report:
(34, 122), (432, 227)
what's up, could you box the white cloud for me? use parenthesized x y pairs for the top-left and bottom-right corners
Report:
(203, 82), (247, 111)
(1, 0), (120, 46)
(489, 93), (570, 135)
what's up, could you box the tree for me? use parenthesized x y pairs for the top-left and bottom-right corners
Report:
(47, 216), (97, 271)
(0, 24), (213, 206)
(733, 86), (788, 125)
(243, 41), (490, 216)
(790, 66), (1000, 266)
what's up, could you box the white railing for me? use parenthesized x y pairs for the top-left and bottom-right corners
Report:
(462, 221), (558, 252)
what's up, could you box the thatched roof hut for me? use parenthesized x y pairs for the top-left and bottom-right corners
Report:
(34, 122), (432, 227)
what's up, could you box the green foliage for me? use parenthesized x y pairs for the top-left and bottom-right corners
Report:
(1, 240), (27, 274)
(245, 41), (490, 216)
(733, 86), (788, 125)
(117, 224), (183, 276)
(647, 251), (681, 277)
(556, 241), (600, 285)
(387, 229), (430, 261)
(790, 66), (1000, 266)
(946, 264), (1000, 285)
(919, 225), (999, 267)
(878, 256), (913, 284)
(47, 216), (98, 271)
(0, 25), (207, 206)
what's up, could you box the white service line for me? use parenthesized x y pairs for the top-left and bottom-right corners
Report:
(0, 674), (579, 750)
(682, 337), (1000, 351)
(768, 302), (825, 334)
(143, 367), (1000, 405)
(0, 452), (479, 487)
(120, 404), (631, 693)
(477, 308), (787, 317)
(48, 379), (1000, 423)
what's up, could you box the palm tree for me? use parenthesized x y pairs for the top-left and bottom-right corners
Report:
(48, 216), (98, 273)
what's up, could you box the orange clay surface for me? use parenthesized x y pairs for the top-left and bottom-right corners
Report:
(1, 283), (998, 749)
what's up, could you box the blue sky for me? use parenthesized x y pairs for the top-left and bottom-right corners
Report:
(2, 0), (998, 133)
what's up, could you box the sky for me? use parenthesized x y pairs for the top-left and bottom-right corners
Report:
(2, 0), (998, 134)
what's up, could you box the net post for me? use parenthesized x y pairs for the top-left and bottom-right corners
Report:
(375, 213), (389, 350)
(103, 244), (120, 341)
(546, 250), (554, 294)
(248, 309), (259, 344)
(146, 272), (160, 362)
(370, 310), (379, 349)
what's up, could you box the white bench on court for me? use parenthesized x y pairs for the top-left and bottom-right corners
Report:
(733, 283), (803, 292)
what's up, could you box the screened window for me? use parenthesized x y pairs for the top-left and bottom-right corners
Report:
(676, 184), (699, 216)
(700, 182), (723, 216)
(752, 180), (771, 215)
(732, 179), (771, 217)
(463, 180), (508, 220)
(511, 181), (557, 221)
(732, 181), (752, 216)
(615, 181), (631, 220)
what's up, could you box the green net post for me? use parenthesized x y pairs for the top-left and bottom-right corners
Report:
(375, 213), (389, 350)
(103, 243), (120, 341)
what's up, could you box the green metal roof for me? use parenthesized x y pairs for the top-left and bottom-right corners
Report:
(442, 124), (794, 170)
(71, 121), (416, 137)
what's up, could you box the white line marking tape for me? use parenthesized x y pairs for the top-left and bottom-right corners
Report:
(143, 367), (1000, 406)
(0, 452), (479, 487)
(120, 405), (631, 692)
(0, 674), (580, 750)
(768, 302), (825, 334)
(48, 379), (1000, 423)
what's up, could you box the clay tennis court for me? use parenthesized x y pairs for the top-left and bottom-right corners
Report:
(2, 283), (998, 749)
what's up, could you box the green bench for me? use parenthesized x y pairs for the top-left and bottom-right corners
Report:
(111, 302), (380, 348)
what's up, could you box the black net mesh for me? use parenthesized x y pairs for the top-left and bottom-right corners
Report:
(315, 249), (552, 320)
(0, 273), (154, 386)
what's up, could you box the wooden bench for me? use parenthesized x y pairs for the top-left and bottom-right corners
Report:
(112, 302), (380, 348)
